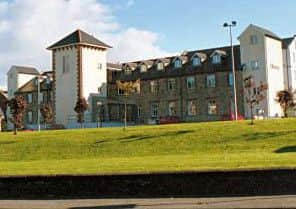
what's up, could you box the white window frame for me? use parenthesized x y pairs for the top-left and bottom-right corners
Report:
(167, 78), (176, 92)
(150, 81), (159, 93)
(28, 111), (33, 124)
(140, 64), (147, 73)
(250, 35), (258, 45)
(192, 57), (201, 66)
(157, 62), (164, 71)
(212, 54), (221, 64)
(168, 101), (177, 116)
(186, 76), (195, 89)
(251, 60), (259, 70)
(174, 59), (182, 68)
(151, 103), (159, 118)
(187, 100), (197, 116)
(208, 100), (217, 115)
(206, 74), (216, 88)
(27, 93), (33, 104)
(62, 55), (70, 73)
(124, 67), (132, 75)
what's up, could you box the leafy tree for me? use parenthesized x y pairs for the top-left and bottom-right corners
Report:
(40, 104), (53, 129)
(9, 95), (27, 135)
(243, 76), (268, 125)
(275, 90), (295, 118)
(74, 97), (88, 128)
(116, 79), (140, 130)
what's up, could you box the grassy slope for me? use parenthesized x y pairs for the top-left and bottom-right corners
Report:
(0, 119), (296, 176)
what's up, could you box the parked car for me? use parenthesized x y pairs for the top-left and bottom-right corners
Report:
(159, 116), (181, 124)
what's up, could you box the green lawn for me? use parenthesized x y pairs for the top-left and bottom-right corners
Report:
(0, 119), (296, 176)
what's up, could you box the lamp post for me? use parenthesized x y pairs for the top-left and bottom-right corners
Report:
(223, 21), (238, 121)
(96, 101), (102, 128)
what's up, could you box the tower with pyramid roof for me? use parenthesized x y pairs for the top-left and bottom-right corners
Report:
(47, 29), (111, 126)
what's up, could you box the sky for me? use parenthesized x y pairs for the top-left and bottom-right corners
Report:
(0, 0), (296, 88)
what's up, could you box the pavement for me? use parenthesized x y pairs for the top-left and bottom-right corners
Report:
(0, 195), (296, 209)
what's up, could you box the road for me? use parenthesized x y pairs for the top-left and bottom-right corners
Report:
(0, 195), (296, 209)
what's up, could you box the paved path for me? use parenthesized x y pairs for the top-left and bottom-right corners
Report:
(0, 195), (296, 209)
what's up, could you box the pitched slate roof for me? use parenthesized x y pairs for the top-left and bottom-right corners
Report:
(11, 65), (39, 75)
(282, 37), (295, 49)
(47, 29), (112, 50)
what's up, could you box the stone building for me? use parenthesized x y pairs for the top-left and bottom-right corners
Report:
(107, 46), (245, 124)
(6, 24), (296, 128)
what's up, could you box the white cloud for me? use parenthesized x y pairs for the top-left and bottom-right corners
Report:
(0, 0), (171, 86)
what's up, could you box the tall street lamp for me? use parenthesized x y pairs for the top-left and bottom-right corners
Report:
(223, 21), (238, 121)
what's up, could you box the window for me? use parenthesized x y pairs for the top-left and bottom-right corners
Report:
(39, 92), (43, 103)
(124, 67), (132, 75)
(118, 88), (125, 95)
(157, 62), (164, 70)
(28, 111), (33, 124)
(206, 74), (216, 88)
(212, 54), (221, 64)
(62, 55), (70, 73)
(98, 63), (103, 70)
(140, 65), (147, 73)
(150, 80), (159, 93)
(27, 93), (33, 104)
(9, 73), (13, 79)
(187, 100), (197, 116)
(192, 57), (201, 66)
(208, 100), (217, 115)
(186, 76), (195, 89)
(168, 101), (177, 116)
(293, 52), (296, 63)
(251, 60), (259, 70)
(174, 59), (182, 68)
(250, 35), (258, 45)
(151, 103), (159, 118)
(228, 72), (234, 86)
(167, 78), (176, 92)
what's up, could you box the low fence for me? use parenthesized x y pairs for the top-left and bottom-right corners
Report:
(1, 168), (296, 199)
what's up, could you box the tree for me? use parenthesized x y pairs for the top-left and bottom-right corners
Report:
(243, 76), (268, 125)
(40, 104), (53, 129)
(74, 97), (88, 128)
(116, 79), (140, 130)
(275, 90), (295, 118)
(9, 95), (27, 135)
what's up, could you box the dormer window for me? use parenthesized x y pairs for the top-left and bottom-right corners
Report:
(157, 62), (164, 71)
(124, 67), (132, 75)
(212, 54), (221, 64)
(140, 65), (147, 73)
(174, 59), (182, 68)
(192, 57), (201, 66)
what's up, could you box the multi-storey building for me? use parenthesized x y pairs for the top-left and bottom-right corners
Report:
(14, 72), (53, 127)
(108, 46), (244, 124)
(6, 24), (296, 129)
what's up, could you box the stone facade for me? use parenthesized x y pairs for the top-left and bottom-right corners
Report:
(107, 46), (245, 124)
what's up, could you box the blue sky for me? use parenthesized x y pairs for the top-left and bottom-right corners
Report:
(0, 0), (296, 87)
(102, 0), (296, 51)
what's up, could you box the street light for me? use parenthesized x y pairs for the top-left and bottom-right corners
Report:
(223, 21), (238, 121)
(96, 101), (102, 128)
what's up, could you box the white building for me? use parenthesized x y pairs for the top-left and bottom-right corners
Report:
(239, 24), (289, 118)
(47, 29), (111, 126)
(7, 66), (39, 99)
